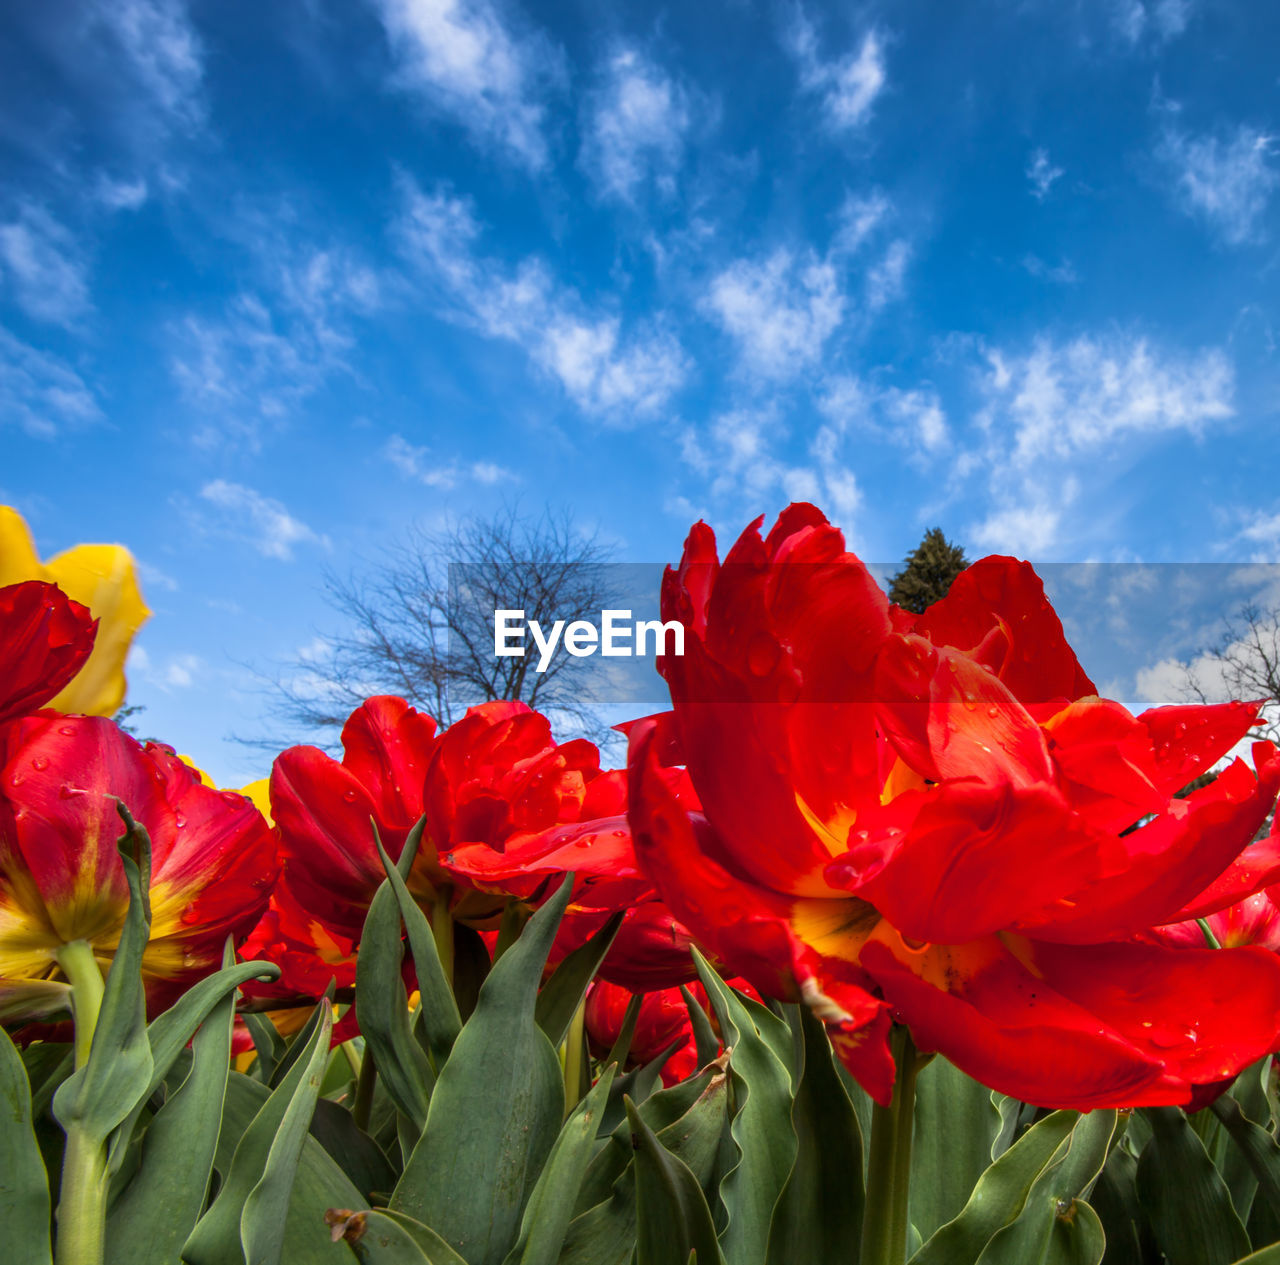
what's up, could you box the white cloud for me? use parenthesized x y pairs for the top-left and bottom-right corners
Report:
(1022, 254), (1078, 285)
(977, 334), (1233, 467)
(830, 189), (891, 257)
(1238, 510), (1280, 561)
(384, 433), (516, 489)
(817, 373), (948, 456)
(1158, 123), (1278, 245)
(96, 0), (204, 127)
(1026, 148), (1063, 200)
(789, 13), (887, 132)
(0, 206), (91, 326)
(198, 480), (329, 561)
(370, 0), (558, 170)
(95, 176), (149, 212)
(1112, 0), (1193, 45)
(704, 249), (844, 380)
(394, 179), (688, 419)
(970, 497), (1069, 556)
(0, 326), (102, 438)
(171, 245), (379, 448)
(580, 48), (690, 202)
(865, 238), (910, 310)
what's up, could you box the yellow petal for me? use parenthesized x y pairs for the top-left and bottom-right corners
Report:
(238, 777), (273, 825)
(0, 506), (151, 717)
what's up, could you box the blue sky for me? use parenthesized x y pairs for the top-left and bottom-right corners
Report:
(2, 0), (1279, 782)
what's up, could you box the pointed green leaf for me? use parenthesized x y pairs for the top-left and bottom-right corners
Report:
(502, 1066), (616, 1265)
(628, 1096), (725, 1265)
(345, 1210), (469, 1264)
(679, 988), (718, 1073)
(910, 1110), (1079, 1265)
(1137, 1106), (1251, 1265)
(374, 823), (462, 1071)
(605, 993), (644, 1072)
(390, 877), (573, 1265)
(765, 1005), (864, 1265)
(0, 1024), (52, 1264)
(694, 949), (796, 1265)
(534, 912), (623, 1049)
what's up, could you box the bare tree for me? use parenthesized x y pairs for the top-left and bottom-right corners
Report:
(1180, 600), (1280, 745)
(246, 505), (618, 748)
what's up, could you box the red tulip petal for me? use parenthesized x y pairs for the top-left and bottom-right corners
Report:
(338, 696), (438, 826)
(0, 581), (98, 724)
(860, 927), (1169, 1109)
(912, 556), (1096, 705)
(1139, 701), (1263, 797)
(1022, 755), (1280, 942)
(876, 634), (1054, 788)
(1172, 834), (1280, 921)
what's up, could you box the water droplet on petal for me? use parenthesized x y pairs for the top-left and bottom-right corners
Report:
(31, 756), (49, 772)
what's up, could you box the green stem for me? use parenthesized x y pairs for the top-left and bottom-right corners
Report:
(56, 1127), (108, 1265)
(860, 1025), (919, 1265)
(432, 890), (455, 986)
(563, 1000), (587, 1114)
(1197, 918), (1222, 950)
(353, 1045), (377, 1134)
(55, 940), (104, 1070)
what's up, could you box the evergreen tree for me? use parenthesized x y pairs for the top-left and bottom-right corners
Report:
(887, 528), (967, 614)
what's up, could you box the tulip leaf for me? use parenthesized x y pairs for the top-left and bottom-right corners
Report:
(356, 876), (434, 1131)
(604, 993), (644, 1071)
(52, 805), (155, 1146)
(390, 876), (573, 1265)
(534, 911), (624, 1049)
(559, 1067), (731, 1265)
(501, 1065), (616, 1265)
(345, 1211), (468, 1264)
(452, 923), (491, 1022)
(1088, 1144), (1145, 1265)
(910, 1109), (1079, 1265)
(309, 1099), (398, 1202)
(1137, 1106), (1251, 1265)
(1228, 1247), (1280, 1265)
(240, 1001), (337, 1265)
(627, 1096), (725, 1265)
(105, 957), (237, 1265)
(597, 1040), (681, 1138)
(0, 1024), (53, 1264)
(694, 949), (797, 1265)
(183, 1001), (348, 1265)
(764, 1003), (864, 1265)
(679, 987), (719, 1072)
(972, 1109), (1117, 1265)
(911, 1056), (1001, 1241)
(374, 824), (462, 1071)
(1210, 1097), (1280, 1225)
(243, 1009), (288, 1082)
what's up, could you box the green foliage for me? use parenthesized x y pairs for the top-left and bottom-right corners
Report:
(887, 527), (968, 614)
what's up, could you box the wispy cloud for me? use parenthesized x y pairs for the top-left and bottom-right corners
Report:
(704, 249), (844, 381)
(95, 0), (204, 128)
(0, 205), (91, 326)
(384, 433), (516, 489)
(369, 0), (560, 170)
(1022, 254), (1079, 284)
(0, 326), (102, 438)
(1111, 0), (1194, 46)
(818, 373), (948, 456)
(198, 480), (330, 561)
(1026, 148), (1063, 200)
(580, 47), (691, 203)
(788, 11), (887, 132)
(1158, 122), (1278, 245)
(394, 179), (687, 418)
(171, 245), (380, 449)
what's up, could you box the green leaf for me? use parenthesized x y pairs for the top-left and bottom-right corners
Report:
(0, 1024), (53, 1264)
(243, 1010), (288, 1083)
(356, 877), (434, 1130)
(1228, 1247), (1280, 1265)
(1211, 1096), (1280, 1229)
(604, 994), (644, 1071)
(974, 1111), (1117, 1265)
(390, 877), (572, 1265)
(1088, 1144), (1144, 1265)
(374, 823), (462, 1072)
(558, 1058), (731, 1265)
(694, 950), (797, 1265)
(628, 1096), (725, 1265)
(183, 1001), (346, 1265)
(679, 988), (718, 1072)
(52, 805), (155, 1145)
(451, 923), (491, 1023)
(910, 1109), (1079, 1265)
(309, 1099), (398, 1201)
(911, 1057), (1000, 1242)
(106, 957), (237, 1265)
(1137, 1107), (1251, 1265)
(765, 1004), (864, 1265)
(534, 912), (623, 1049)
(344, 1210), (469, 1264)
(501, 1066), (616, 1265)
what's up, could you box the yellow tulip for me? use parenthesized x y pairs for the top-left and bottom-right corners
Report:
(0, 505), (150, 716)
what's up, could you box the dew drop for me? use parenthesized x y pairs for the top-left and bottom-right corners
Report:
(58, 724), (76, 737)
(342, 789), (359, 803)
(31, 756), (49, 771)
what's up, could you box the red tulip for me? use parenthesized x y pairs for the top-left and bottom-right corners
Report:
(0, 581), (97, 726)
(629, 504), (1280, 1108)
(0, 715), (276, 1021)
